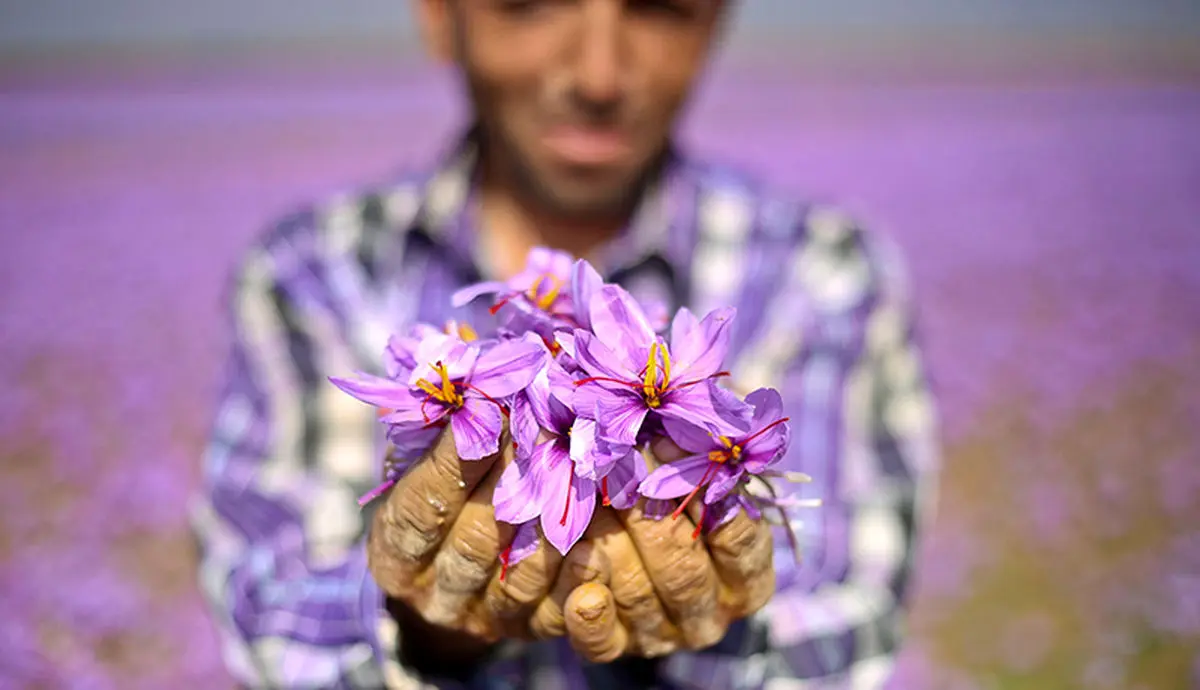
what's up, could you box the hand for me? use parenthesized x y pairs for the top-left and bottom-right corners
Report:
(366, 428), (564, 667)
(557, 503), (775, 663)
(538, 440), (776, 663)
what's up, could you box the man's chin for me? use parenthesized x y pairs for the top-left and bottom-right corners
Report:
(526, 171), (645, 222)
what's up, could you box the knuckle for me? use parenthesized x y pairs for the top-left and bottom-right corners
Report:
(709, 515), (761, 556)
(500, 570), (551, 607)
(657, 553), (714, 602)
(380, 491), (450, 562)
(610, 572), (658, 613)
(449, 519), (502, 568)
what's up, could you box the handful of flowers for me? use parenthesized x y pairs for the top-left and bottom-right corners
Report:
(331, 249), (814, 577)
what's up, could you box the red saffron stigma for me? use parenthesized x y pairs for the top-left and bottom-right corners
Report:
(489, 293), (516, 315)
(692, 504), (707, 540)
(560, 461), (576, 526)
(499, 543), (513, 582)
(738, 416), (791, 445)
(601, 477), (611, 506)
(672, 371), (732, 391)
(575, 375), (639, 389)
(671, 462), (719, 520)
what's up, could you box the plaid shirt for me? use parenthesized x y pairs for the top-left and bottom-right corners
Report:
(192, 135), (939, 689)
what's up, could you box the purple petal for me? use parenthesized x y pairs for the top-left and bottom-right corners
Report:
(506, 521), (541, 567)
(546, 360), (581, 410)
(588, 285), (655, 370)
(571, 330), (639, 381)
(704, 496), (745, 531)
(509, 392), (541, 459)
(737, 494), (762, 521)
(451, 280), (507, 308)
(555, 330), (577, 359)
(569, 418), (601, 478)
(638, 454), (713, 500)
(451, 397), (505, 460)
(704, 465), (744, 504)
(408, 338), (477, 387)
(669, 306), (736, 381)
(709, 382), (755, 431)
(660, 381), (752, 437)
(592, 393), (650, 446)
(604, 449), (647, 510)
(746, 387), (784, 425)
(570, 417), (632, 480)
(522, 367), (556, 430)
(468, 334), (548, 398)
(570, 259), (604, 329)
(329, 373), (413, 410)
(386, 424), (441, 457)
(494, 454), (543, 525)
(643, 499), (674, 520)
(526, 247), (575, 282)
(661, 416), (719, 454)
(740, 421), (790, 474)
(538, 445), (597, 555)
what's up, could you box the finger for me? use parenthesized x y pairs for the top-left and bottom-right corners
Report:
(564, 583), (629, 664)
(530, 539), (611, 639)
(686, 500), (776, 618)
(617, 499), (727, 649)
(369, 427), (498, 595)
(588, 508), (681, 657)
(481, 525), (564, 639)
(423, 451), (513, 631)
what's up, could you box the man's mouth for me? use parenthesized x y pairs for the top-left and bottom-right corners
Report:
(540, 124), (632, 168)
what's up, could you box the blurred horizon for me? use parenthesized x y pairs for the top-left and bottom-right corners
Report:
(2, 0), (1199, 82)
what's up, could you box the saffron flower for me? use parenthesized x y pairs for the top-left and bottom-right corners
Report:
(332, 247), (820, 563)
(639, 388), (792, 534)
(569, 284), (752, 446)
(452, 248), (580, 331)
(331, 332), (547, 461)
(493, 361), (602, 554)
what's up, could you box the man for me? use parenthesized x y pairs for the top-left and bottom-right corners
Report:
(194, 1), (939, 688)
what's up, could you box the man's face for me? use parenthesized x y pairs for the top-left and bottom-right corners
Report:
(420, 0), (726, 220)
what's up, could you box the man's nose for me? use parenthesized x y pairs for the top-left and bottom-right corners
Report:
(572, 4), (624, 113)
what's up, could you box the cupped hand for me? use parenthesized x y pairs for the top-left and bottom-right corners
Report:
(367, 428), (565, 664)
(545, 440), (777, 663)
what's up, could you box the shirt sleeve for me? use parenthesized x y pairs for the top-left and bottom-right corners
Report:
(190, 214), (437, 689)
(665, 209), (941, 689)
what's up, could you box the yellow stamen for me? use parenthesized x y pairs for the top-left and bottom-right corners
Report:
(707, 443), (743, 464)
(415, 379), (441, 399)
(528, 274), (563, 311)
(643, 343), (662, 407)
(457, 322), (478, 342)
(417, 361), (464, 407)
(661, 344), (671, 389)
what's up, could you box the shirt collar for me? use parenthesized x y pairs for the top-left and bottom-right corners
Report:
(399, 129), (697, 280)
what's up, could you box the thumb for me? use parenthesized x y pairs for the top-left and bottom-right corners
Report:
(563, 583), (629, 664)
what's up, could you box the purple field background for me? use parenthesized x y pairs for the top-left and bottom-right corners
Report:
(2, 47), (1200, 688)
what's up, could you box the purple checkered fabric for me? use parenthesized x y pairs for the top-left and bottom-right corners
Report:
(192, 134), (939, 689)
